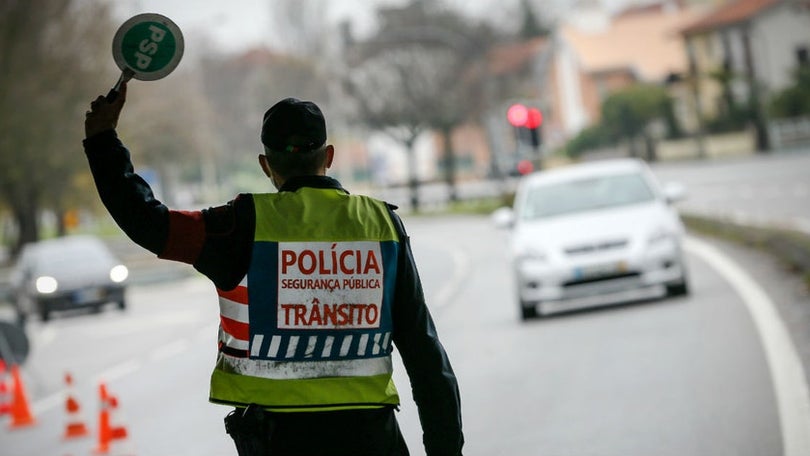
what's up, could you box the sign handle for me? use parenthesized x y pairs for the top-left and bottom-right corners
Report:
(106, 69), (135, 102)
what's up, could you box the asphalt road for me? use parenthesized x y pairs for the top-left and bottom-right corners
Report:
(2, 214), (807, 455)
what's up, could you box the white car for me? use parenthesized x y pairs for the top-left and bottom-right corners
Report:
(494, 158), (689, 319)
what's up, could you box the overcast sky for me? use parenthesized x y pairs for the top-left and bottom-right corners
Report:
(111, 0), (641, 53)
(111, 0), (397, 53)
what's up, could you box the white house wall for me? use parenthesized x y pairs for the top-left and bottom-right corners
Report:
(555, 37), (590, 137)
(751, 2), (810, 94)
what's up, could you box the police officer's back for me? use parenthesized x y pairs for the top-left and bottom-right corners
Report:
(83, 87), (464, 455)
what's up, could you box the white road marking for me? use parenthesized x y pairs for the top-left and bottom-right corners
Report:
(149, 339), (191, 362)
(31, 390), (64, 415)
(685, 236), (810, 456)
(432, 246), (470, 310)
(93, 359), (141, 384)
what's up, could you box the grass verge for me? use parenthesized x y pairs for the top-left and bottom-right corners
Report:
(681, 213), (810, 291)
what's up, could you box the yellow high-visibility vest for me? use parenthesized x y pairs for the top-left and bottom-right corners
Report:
(209, 187), (401, 411)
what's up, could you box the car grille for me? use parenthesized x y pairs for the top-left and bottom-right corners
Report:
(564, 239), (628, 256)
(563, 272), (640, 288)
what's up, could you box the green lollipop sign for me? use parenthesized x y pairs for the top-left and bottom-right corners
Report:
(107, 13), (184, 100)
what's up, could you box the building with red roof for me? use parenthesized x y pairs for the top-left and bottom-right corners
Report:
(679, 0), (810, 146)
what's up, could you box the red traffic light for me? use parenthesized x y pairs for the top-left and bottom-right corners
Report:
(507, 103), (529, 127)
(517, 159), (534, 175)
(507, 103), (542, 129)
(525, 108), (543, 129)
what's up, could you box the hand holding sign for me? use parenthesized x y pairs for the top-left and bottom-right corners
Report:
(106, 13), (184, 101)
(86, 13), (184, 137)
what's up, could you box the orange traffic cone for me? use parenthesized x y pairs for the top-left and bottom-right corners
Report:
(7, 363), (36, 429)
(94, 383), (128, 454)
(63, 372), (90, 439)
(0, 360), (11, 416)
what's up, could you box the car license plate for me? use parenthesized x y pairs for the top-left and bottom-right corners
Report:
(573, 261), (627, 280)
(74, 288), (102, 303)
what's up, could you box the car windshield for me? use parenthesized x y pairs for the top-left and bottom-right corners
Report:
(520, 172), (656, 220)
(28, 239), (115, 275)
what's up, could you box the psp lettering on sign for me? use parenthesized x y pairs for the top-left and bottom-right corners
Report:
(134, 25), (167, 70)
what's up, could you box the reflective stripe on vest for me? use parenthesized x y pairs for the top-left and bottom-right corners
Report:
(209, 188), (401, 410)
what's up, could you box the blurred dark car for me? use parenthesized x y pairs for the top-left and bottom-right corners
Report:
(10, 235), (129, 323)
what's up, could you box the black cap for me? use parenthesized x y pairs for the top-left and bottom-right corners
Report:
(261, 98), (326, 153)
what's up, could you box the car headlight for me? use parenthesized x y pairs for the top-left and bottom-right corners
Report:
(110, 265), (129, 283)
(647, 229), (675, 246)
(515, 248), (547, 266)
(36, 276), (58, 294)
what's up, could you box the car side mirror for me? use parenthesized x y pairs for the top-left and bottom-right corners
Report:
(492, 207), (515, 229)
(663, 182), (686, 204)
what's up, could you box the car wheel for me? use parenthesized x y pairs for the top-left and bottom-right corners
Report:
(520, 300), (538, 320)
(40, 306), (51, 322)
(15, 310), (27, 327)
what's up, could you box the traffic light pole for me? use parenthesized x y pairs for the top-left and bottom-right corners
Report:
(507, 103), (544, 174)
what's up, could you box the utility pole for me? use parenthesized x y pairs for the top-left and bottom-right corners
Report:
(741, 23), (771, 153)
(686, 40), (707, 159)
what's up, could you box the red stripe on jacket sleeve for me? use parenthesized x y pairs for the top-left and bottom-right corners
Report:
(159, 210), (206, 264)
(217, 285), (248, 304)
(220, 315), (250, 341)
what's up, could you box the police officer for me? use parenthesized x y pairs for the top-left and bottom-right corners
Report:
(83, 83), (464, 455)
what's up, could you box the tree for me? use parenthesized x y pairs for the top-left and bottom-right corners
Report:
(120, 69), (221, 206)
(267, 0), (329, 56)
(600, 84), (674, 161)
(343, 1), (496, 210)
(518, 0), (550, 39)
(769, 65), (810, 118)
(705, 65), (751, 133)
(197, 49), (331, 196)
(0, 0), (115, 253)
(343, 44), (433, 210)
(565, 124), (616, 159)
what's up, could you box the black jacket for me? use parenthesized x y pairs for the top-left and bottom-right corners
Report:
(83, 129), (464, 455)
